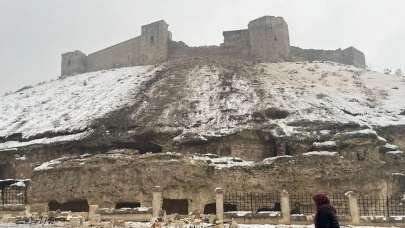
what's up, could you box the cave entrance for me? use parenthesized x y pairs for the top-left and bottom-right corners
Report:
(162, 199), (189, 215)
(138, 142), (162, 154)
(115, 202), (141, 209)
(48, 199), (89, 212)
(203, 203), (216, 214)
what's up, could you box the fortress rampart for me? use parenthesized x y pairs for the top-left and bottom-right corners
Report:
(61, 16), (366, 77)
(61, 20), (170, 77)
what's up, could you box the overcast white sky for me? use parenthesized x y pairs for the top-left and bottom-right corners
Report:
(0, 0), (404, 94)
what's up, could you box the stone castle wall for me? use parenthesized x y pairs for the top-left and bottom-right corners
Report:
(61, 16), (366, 77)
(61, 20), (170, 77)
(290, 46), (366, 68)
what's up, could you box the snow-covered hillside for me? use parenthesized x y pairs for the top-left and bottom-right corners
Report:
(259, 62), (405, 127)
(0, 66), (155, 149)
(1, 61), (405, 151)
(165, 61), (405, 139)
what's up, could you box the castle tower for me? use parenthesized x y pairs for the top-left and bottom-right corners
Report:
(140, 20), (170, 64)
(342, 47), (366, 68)
(61, 51), (87, 78)
(248, 16), (290, 62)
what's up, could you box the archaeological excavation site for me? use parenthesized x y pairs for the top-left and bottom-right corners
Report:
(1, 15), (405, 227)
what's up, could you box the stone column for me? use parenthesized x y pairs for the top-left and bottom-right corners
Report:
(152, 186), (163, 218)
(215, 188), (224, 226)
(280, 190), (291, 224)
(347, 191), (360, 225)
(89, 204), (99, 221)
(25, 205), (31, 217)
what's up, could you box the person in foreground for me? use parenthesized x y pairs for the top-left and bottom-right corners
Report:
(313, 193), (340, 228)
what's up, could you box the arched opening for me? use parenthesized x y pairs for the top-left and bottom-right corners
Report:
(48, 199), (89, 212)
(115, 202), (141, 209)
(203, 203), (216, 214)
(162, 199), (188, 215)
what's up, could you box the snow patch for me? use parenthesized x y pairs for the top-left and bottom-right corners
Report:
(0, 66), (154, 139)
(0, 131), (92, 151)
(386, 151), (403, 155)
(15, 156), (26, 161)
(341, 129), (377, 136)
(312, 141), (336, 147)
(262, 155), (293, 164)
(34, 156), (70, 171)
(383, 144), (399, 150)
(192, 154), (255, 169)
(10, 181), (25, 188)
(303, 151), (338, 156)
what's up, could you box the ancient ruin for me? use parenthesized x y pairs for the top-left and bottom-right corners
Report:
(0, 15), (404, 227)
(61, 16), (365, 77)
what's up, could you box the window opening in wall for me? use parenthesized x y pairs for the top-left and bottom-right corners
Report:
(150, 36), (155, 44)
(67, 59), (71, 66)
(162, 199), (188, 215)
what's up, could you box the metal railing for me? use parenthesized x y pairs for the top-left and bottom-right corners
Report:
(224, 192), (280, 213)
(358, 196), (405, 218)
(290, 192), (316, 215)
(0, 187), (27, 205)
(329, 193), (350, 217)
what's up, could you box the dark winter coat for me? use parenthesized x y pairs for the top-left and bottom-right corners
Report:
(314, 206), (340, 228)
(313, 193), (340, 228)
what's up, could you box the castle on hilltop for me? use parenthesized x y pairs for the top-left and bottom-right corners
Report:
(61, 16), (366, 77)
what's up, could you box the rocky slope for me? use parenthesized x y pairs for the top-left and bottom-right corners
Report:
(1, 58), (404, 210)
(1, 59), (405, 161)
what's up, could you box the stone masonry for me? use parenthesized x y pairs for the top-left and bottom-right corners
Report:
(61, 16), (366, 77)
(61, 20), (170, 77)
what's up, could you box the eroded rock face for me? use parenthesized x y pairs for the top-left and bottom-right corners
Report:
(2, 59), (405, 210)
(29, 151), (403, 212)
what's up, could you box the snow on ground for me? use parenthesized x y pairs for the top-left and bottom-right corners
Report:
(257, 62), (405, 134)
(302, 151), (338, 156)
(192, 154), (255, 169)
(168, 61), (405, 139)
(33, 156), (71, 171)
(313, 141), (336, 147)
(180, 65), (260, 137)
(0, 66), (155, 140)
(0, 131), (92, 151)
(386, 151), (404, 155)
(1, 61), (405, 149)
(383, 144), (399, 150)
(262, 155), (293, 164)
